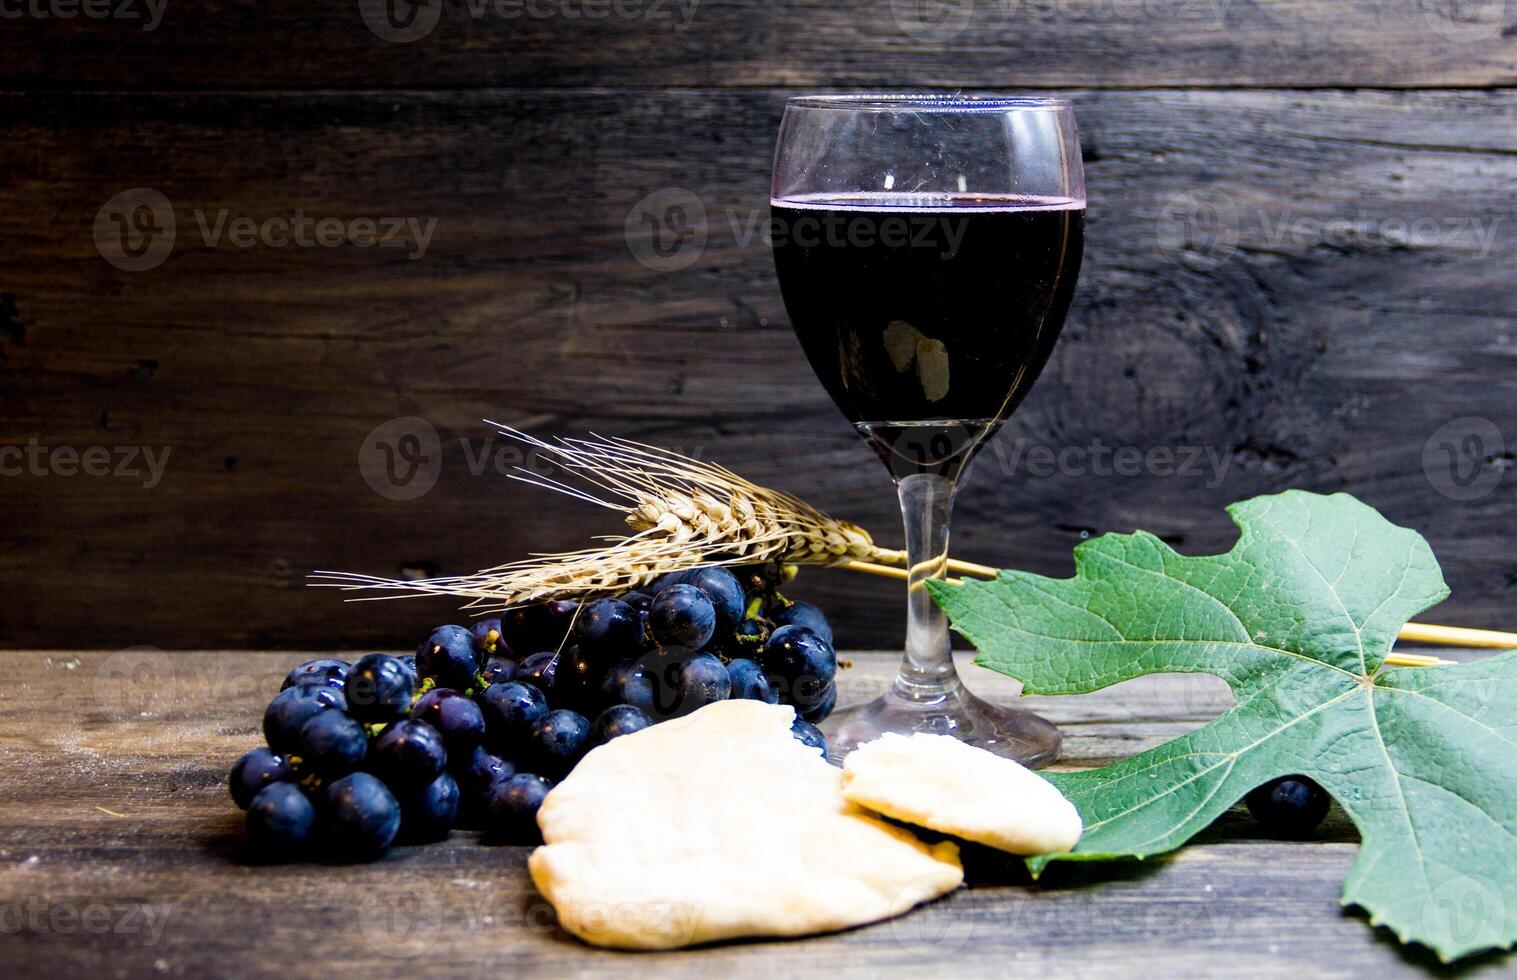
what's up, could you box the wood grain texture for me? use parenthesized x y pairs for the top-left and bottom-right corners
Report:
(4, 88), (1516, 650)
(0, 649), (1507, 978)
(1, 0), (1515, 89)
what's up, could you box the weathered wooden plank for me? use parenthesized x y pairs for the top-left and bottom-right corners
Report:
(1, 0), (1515, 89)
(3, 89), (1516, 650)
(0, 650), (1491, 978)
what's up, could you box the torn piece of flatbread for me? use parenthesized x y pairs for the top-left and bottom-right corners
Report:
(841, 732), (1082, 856)
(529, 700), (963, 950)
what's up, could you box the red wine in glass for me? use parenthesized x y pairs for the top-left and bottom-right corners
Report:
(772, 193), (1084, 480)
(770, 96), (1086, 765)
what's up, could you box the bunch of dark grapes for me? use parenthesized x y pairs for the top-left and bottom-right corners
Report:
(229, 562), (835, 860)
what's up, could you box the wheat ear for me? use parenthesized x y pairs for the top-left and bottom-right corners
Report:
(310, 425), (880, 611)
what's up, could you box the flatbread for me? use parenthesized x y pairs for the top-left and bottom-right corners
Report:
(841, 732), (1082, 856)
(529, 700), (963, 949)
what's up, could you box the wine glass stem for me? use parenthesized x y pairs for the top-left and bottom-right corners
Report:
(893, 472), (963, 700)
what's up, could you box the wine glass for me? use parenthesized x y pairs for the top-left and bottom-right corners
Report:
(770, 95), (1085, 765)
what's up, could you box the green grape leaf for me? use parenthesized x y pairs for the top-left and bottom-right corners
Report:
(929, 491), (1517, 963)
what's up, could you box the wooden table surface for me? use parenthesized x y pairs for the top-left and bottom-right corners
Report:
(1, 648), (1508, 978)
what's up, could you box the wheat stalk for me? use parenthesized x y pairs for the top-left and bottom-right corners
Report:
(310, 425), (880, 611)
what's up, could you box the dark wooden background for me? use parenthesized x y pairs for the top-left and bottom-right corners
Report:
(3, 2), (1516, 650)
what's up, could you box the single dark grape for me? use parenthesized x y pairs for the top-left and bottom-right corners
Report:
(573, 598), (644, 660)
(246, 782), (316, 853)
(484, 773), (555, 842)
(685, 567), (745, 636)
(555, 646), (611, 713)
(412, 688), (487, 753)
(733, 562), (787, 598)
(280, 658), (350, 692)
(371, 719), (447, 792)
(528, 709), (592, 779)
(516, 650), (560, 693)
(295, 709), (367, 776)
(502, 600), (577, 655)
(230, 746), (293, 810)
(600, 659), (658, 716)
(790, 718), (829, 761)
(1245, 776), (1331, 836)
(481, 656), (517, 686)
(324, 772), (401, 859)
(677, 653), (731, 715)
(450, 743), (515, 796)
(620, 591), (653, 613)
(798, 680), (837, 723)
(769, 600), (833, 646)
(650, 584), (717, 651)
(344, 653), (414, 724)
(589, 704), (652, 747)
(759, 625), (837, 687)
(720, 616), (772, 659)
(470, 617), (505, 657)
(477, 681), (550, 749)
(417, 625), (481, 691)
(262, 684), (346, 754)
(782, 673), (836, 721)
(398, 772), (460, 843)
(726, 658), (779, 704)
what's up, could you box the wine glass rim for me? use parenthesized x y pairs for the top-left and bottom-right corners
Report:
(786, 94), (1073, 112)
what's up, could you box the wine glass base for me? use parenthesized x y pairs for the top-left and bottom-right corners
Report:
(821, 685), (1061, 769)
